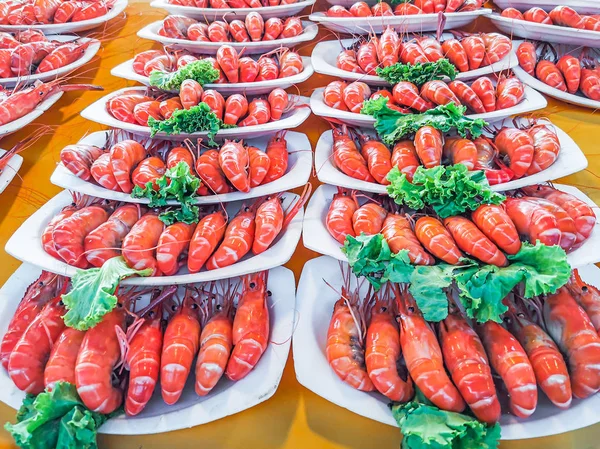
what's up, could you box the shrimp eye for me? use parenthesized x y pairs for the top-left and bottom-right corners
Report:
(380, 306), (387, 312)
(171, 304), (177, 312)
(582, 286), (588, 293)
(39, 282), (44, 287)
(58, 300), (64, 306)
(517, 313), (525, 318)
(267, 290), (272, 297)
(503, 316), (511, 324)
(216, 304), (222, 311)
(117, 302), (123, 308)
(190, 303), (198, 309)
(39, 91), (43, 96)
(249, 282), (256, 288)
(148, 311), (155, 318)
(407, 306), (414, 313)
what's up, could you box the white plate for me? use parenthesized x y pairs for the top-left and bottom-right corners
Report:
(312, 38), (519, 86)
(110, 56), (314, 95)
(0, 0), (127, 34)
(150, 0), (316, 19)
(51, 130), (313, 204)
(314, 121), (588, 193)
(489, 13), (600, 48)
(0, 149), (23, 194)
(0, 37), (100, 88)
(309, 85), (548, 127)
(493, 0), (600, 14)
(293, 255), (600, 440)
(325, 0), (378, 6)
(308, 9), (491, 34)
(5, 189), (304, 286)
(0, 91), (63, 138)
(79, 87), (311, 141)
(302, 184), (600, 268)
(0, 263), (295, 435)
(137, 20), (318, 55)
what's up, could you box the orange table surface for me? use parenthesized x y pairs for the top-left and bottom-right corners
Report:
(0, 1), (599, 447)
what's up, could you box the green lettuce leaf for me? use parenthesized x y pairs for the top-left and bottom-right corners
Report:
(148, 60), (219, 91)
(342, 233), (392, 290)
(376, 59), (458, 86)
(6, 383), (109, 449)
(392, 401), (501, 449)
(361, 101), (487, 146)
(408, 265), (456, 322)
(382, 250), (414, 285)
(386, 165), (506, 218)
(148, 102), (233, 145)
(132, 161), (201, 225)
(61, 256), (152, 330)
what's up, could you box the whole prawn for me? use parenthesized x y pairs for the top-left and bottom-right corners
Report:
(225, 271), (270, 381)
(156, 222), (195, 276)
(443, 216), (508, 266)
(352, 202), (388, 236)
(187, 211), (227, 273)
(381, 214), (435, 265)
(566, 270), (600, 334)
(44, 327), (85, 391)
(414, 216), (463, 265)
(332, 126), (374, 183)
(326, 188), (358, 244)
(122, 213), (166, 275)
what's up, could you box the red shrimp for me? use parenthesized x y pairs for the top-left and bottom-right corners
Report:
(196, 150), (231, 194)
(414, 126), (442, 168)
(122, 214), (166, 275)
(332, 126), (374, 182)
(381, 214), (435, 265)
(549, 6), (585, 29)
(504, 197), (562, 247)
(392, 82), (434, 112)
(343, 81), (370, 113)
(337, 49), (361, 73)
(516, 42), (537, 76)
(523, 7), (553, 24)
(350, 1), (372, 16)
(417, 37), (445, 63)
(526, 124), (561, 175)
(536, 60), (567, 92)
(462, 35), (485, 70)
(494, 128), (534, 178)
(420, 80), (461, 106)
(245, 12), (264, 41)
(442, 39), (469, 72)
(471, 204), (521, 255)
(187, 211), (227, 273)
(43, 326), (85, 392)
(156, 222), (195, 276)
(108, 93), (153, 123)
(1, 272), (61, 369)
(567, 270), (600, 334)
(377, 27), (401, 67)
(394, 3), (422, 14)
(496, 76), (525, 110)
(52, 205), (110, 268)
(580, 68), (600, 100)
(478, 321), (538, 418)
(356, 41), (379, 75)
(447, 80), (486, 113)
(109, 140), (147, 194)
(202, 89), (225, 120)
(256, 56), (279, 81)
(248, 146), (270, 187)
(238, 98), (271, 127)
(239, 57), (259, 82)
(358, 134), (392, 185)
(224, 93), (248, 126)
(219, 140), (250, 192)
(263, 17), (283, 40)
(352, 202), (387, 236)
(525, 197), (577, 251)
(227, 20), (248, 42)
(279, 49), (303, 77)
(399, 42), (429, 65)
(556, 55), (581, 94)
(180, 79), (203, 110)
(84, 204), (141, 268)
(131, 157), (166, 190)
(326, 188), (358, 244)
(280, 17), (302, 38)
(415, 216), (463, 264)
(391, 140), (420, 182)
(206, 203), (257, 270)
(372, 1), (393, 15)
(443, 216), (508, 266)
(470, 77), (496, 112)
(323, 80), (348, 110)
(268, 88), (288, 121)
(60, 144), (105, 182)
(502, 7), (524, 19)
(439, 310), (500, 423)
(226, 272), (270, 381)
(91, 153), (120, 191)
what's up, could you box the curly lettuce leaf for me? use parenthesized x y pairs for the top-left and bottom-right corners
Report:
(408, 264), (456, 322)
(392, 401), (501, 449)
(148, 102), (232, 145)
(149, 60), (219, 91)
(376, 59), (458, 86)
(342, 233), (392, 290)
(6, 383), (109, 449)
(382, 250), (414, 285)
(386, 165), (506, 218)
(61, 256), (152, 331)
(363, 101), (488, 146)
(132, 161), (201, 225)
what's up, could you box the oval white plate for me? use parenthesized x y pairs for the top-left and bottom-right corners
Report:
(0, 149), (23, 194)
(0, 91), (63, 138)
(79, 87), (311, 141)
(0, 36), (100, 88)
(325, 0), (378, 6)
(309, 85), (548, 127)
(311, 37), (519, 86)
(51, 130), (313, 204)
(294, 255), (600, 440)
(308, 9), (491, 34)
(493, 0), (600, 14)
(302, 184), (600, 268)
(0, 0), (127, 33)
(0, 262), (295, 435)
(137, 20), (318, 55)
(5, 189), (304, 286)
(111, 56), (314, 95)
(314, 121), (588, 193)
(150, 0), (316, 19)
(489, 13), (600, 48)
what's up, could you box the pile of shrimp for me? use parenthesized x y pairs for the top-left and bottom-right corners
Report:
(0, 78), (102, 126)
(326, 0), (484, 17)
(517, 42), (600, 101)
(330, 120), (558, 186)
(501, 6), (600, 31)
(158, 14), (303, 42)
(133, 46), (304, 83)
(323, 75), (525, 115)
(327, 271), (600, 421)
(107, 87), (291, 128)
(0, 0), (116, 25)
(167, 0), (300, 6)
(60, 132), (291, 195)
(0, 30), (93, 78)
(337, 29), (511, 75)
(326, 183), (595, 263)
(1, 270), (273, 416)
(42, 185), (309, 274)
